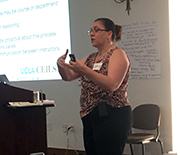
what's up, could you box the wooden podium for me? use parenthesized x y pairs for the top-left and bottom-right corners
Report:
(0, 83), (48, 155)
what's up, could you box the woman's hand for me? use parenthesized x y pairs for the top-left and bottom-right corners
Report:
(65, 59), (85, 74)
(57, 49), (69, 68)
(57, 49), (86, 81)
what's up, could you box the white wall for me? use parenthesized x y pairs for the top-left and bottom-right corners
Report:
(12, 0), (171, 154)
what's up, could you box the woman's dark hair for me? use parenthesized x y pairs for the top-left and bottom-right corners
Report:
(94, 18), (122, 42)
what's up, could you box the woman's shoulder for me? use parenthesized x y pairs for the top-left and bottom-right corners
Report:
(112, 47), (128, 58)
(110, 47), (130, 64)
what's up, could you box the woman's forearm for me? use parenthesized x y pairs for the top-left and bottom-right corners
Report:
(57, 64), (80, 81)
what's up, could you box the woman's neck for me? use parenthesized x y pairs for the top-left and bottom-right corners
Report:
(97, 42), (114, 56)
(95, 42), (115, 62)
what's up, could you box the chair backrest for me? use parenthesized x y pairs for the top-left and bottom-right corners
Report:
(132, 104), (161, 130)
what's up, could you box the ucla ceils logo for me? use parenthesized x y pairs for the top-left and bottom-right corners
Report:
(21, 66), (57, 74)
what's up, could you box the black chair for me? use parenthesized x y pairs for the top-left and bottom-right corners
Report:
(126, 104), (164, 155)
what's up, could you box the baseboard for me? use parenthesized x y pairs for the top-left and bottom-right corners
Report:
(47, 147), (86, 155)
(47, 147), (130, 155)
(163, 153), (177, 155)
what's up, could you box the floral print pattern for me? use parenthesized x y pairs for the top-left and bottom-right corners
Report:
(80, 47), (130, 118)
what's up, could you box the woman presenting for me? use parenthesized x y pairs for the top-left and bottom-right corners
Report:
(57, 18), (132, 155)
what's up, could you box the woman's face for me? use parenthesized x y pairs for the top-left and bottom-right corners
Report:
(89, 21), (111, 48)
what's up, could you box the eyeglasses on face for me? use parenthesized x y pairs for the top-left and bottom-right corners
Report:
(87, 28), (109, 35)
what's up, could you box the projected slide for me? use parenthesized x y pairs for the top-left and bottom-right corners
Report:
(0, 0), (71, 81)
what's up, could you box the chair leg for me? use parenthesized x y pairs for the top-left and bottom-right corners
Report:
(141, 143), (145, 155)
(129, 144), (134, 155)
(158, 139), (164, 154)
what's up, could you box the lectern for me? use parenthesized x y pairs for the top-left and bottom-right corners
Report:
(0, 83), (48, 155)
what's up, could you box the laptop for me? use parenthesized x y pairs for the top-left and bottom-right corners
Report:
(0, 74), (11, 85)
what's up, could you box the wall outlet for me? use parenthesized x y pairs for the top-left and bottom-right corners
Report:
(62, 124), (67, 133)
